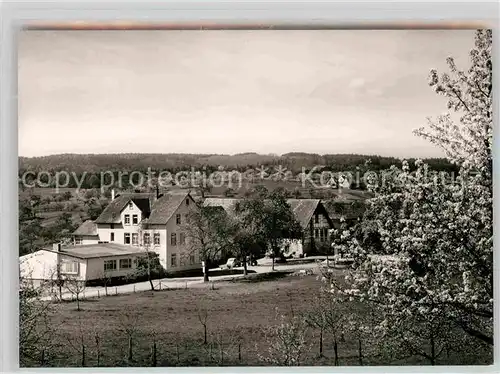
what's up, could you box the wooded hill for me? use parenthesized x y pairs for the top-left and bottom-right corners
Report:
(19, 152), (457, 174)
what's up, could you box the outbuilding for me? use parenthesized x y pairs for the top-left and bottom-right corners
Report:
(20, 242), (147, 288)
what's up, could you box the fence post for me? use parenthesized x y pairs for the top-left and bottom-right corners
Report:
(159, 280), (162, 290)
(40, 348), (45, 366)
(133, 284), (136, 293)
(97, 289), (100, 298)
(115, 287), (118, 295)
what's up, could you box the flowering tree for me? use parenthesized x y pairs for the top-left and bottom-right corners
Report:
(259, 312), (310, 366)
(327, 29), (493, 357)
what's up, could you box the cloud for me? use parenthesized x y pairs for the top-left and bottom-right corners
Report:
(348, 78), (385, 98)
(348, 77), (366, 89)
(366, 88), (384, 97)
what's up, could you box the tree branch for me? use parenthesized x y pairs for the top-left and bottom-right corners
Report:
(455, 319), (493, 345)
(451, 88), (470, 112)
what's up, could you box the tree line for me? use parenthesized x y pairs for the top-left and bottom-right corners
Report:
(18, 153), (458, 190)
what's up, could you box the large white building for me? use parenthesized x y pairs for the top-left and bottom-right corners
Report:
(77, 190), (201, 271)
(20, 190), (201, 286)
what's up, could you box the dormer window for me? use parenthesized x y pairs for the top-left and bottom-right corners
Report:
(128, 201), (133, 209)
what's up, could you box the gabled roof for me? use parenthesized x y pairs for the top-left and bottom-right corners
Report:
(203, 197), (330, 230)
(147, 191), (192, 225)
(131, 198), (153, 216)
(73, 220), (98, 236)
(94, 193), (156, 224)
(287, 199), (321, 229)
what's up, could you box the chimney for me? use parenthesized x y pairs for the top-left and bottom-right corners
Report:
(53, 243), (62, 252)
(111, 189), (115, 201)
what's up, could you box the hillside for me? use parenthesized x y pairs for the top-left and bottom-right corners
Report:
(19, 152), (457, 174)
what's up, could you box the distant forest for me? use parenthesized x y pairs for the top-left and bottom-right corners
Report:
(19, 152), (459, 189)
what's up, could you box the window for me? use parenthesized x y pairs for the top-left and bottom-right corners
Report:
(61, 260), (79, 274)
(104, 260), (117, 271)
(143, 233), (151, 245)
(189, 253), (195, 265)
(171, 253), (177, 267)
(119, 258), (132, 269)
(180, 232), (186, 245)
(314, 229), (319, 238)
(132, 214), (138, 225)
(324, 228), (329, 240)
(170, 233), (177, 246)
(154, 233), (160, 245)
(110, 232), (115, 242)
(132, 233), (138, 245)
(124, 215), (130, 225)
(110, 223), (114, 229)
(186, 198), (190, 206)
(176, 214), (181, 225)
(319, 229), (324, 241)
(128, 201), (133, 209)
(315, 215), (319, 224)
(124, 233), (131, 244)
(75, 237), (82, 245)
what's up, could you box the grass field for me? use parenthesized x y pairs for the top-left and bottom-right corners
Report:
(36, 272), (492, 368)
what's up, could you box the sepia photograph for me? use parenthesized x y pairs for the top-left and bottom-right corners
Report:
(17, 27), (492, 367)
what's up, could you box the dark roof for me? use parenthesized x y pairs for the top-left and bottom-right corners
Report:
(203, 198), (241, 214)
(203, 197), (329, 230)
(43, 243), (146, 259)
(204, 205), (227, 215)
(329, 213), (361, 221)
(324, 200), (367, 220)
(94, 193), (156, 224)
(287, 199), (321, 229)
(132, 198), (152, 215)
(147, 191), (192, 225)
(73, 220), (98, 236)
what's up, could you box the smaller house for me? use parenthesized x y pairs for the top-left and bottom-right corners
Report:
(324, 200), (367, 228)
(20, 242), (147, 288)
(287, 199), (334, 256)
(73, 220), (99, 245)
(203, 197), (335, 257)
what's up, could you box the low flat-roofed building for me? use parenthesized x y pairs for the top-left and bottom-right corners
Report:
(20, 242), (147, 287)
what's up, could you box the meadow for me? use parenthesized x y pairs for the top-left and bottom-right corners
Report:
(36, 272), (492, 367)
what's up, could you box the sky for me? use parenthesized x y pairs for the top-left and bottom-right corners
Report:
(18, 29), (475, 158)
